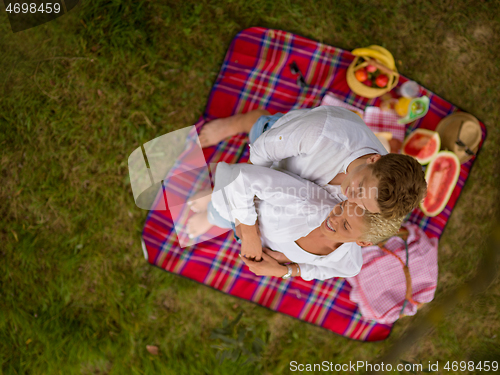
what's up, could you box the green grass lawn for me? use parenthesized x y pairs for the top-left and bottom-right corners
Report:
(1, 0), (499, 374)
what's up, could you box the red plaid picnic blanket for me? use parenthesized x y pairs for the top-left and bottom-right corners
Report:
(141, 27), (487, 341)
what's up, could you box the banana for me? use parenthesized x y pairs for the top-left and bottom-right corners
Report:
(351, 47), (393, 70)
(351, 47), (392, 69)
(351, 46), (396, 70)
(368, 45), (396, 70)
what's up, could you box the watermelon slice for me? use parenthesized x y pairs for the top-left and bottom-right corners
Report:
(420, 151), (460, 217)
(402, 129), (441, 165)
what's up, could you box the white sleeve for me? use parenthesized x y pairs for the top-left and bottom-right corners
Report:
(297, 261), (361, 281)
(249, 111), (324, 166)
(297, 244), (363, 280)
(298, 263), (361, 281)
(211, 162), (306, 226)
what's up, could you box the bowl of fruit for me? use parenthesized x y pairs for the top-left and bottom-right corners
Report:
(346, 45), (399, 98)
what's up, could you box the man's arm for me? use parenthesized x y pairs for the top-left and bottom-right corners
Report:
(236, 220), (262, 261)
(240, 252), (292, 277)
(261, 246), (361, 280)
(241, 250), (304, 278)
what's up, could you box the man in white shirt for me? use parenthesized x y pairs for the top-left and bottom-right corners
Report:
(195, 106), (426, 261)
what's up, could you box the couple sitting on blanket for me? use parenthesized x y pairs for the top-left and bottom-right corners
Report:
(187, 106), (426, 281)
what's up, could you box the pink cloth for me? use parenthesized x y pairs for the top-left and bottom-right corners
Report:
(319, 92), (365, 117)
(320, 92), (406, 141)
(346, 223), (438, 324)
(363, 106), (406, 141)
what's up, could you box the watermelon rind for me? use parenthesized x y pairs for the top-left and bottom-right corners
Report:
(420, 151), (460, 217)
(402, 129), (441, 165)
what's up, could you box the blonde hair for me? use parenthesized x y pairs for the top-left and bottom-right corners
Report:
(360, 212), (403, 245)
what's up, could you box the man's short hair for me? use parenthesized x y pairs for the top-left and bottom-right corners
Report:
(361, 211), (403, 244)
(369, 154), (427, 219)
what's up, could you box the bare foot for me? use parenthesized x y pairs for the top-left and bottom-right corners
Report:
(187, 189), (213, 212)
(198, 109), (271, 148)
(187, 211), (214, 238)
(198, 117), (243, 148)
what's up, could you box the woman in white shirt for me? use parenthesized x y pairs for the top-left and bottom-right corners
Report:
(187, 162), (401, 281)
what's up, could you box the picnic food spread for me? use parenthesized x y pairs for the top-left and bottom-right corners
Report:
(345, 43), (476, 219)
(347, 44), (430, 127)
(346, 44), (461, 218)
(345, 43), (482, 221)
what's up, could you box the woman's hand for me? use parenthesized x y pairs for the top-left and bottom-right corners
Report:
(262, 247), (292, 264)
(240, 252), (288, 277)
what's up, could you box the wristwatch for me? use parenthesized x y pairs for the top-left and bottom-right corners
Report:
(282, 264), (293, 279)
